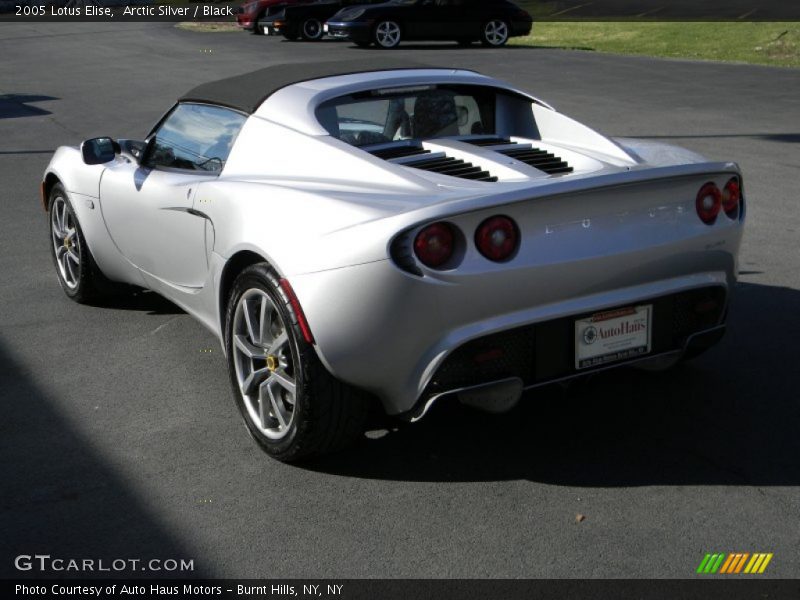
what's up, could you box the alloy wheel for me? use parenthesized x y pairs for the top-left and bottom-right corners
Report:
(375, 21), (401, 48)
(232, 288), (297, 440)
(484, 19), (508, 46)
(50, 196), (81, 289)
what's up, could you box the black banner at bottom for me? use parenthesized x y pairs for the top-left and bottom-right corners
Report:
(6, 579), (800, 600)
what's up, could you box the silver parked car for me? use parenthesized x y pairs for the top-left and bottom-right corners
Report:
(41, 60), (744, 461)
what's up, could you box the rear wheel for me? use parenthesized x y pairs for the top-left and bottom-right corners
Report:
(225, 263), (369, 461)
(373, 20), (401, 49)
(48, 184), (105, 303)
(300, 18), (323, 40)
(481, 19), (509, 47)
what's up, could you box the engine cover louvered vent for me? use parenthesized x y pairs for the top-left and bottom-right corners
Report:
(367, 144), (497, 182)
(370, 145), (432, 160)
(403, 155), (498, 182)
(466, 138), (574, 175)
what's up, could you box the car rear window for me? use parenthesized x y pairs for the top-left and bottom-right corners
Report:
(316, 85), (498, 147)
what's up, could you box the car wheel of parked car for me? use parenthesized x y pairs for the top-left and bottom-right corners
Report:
(481, 19), (509, 47)
(48, 184), (105, 303)
(301, 18), (324, 41)
(251, 16), (265, 35)
(373, 20), (402, 49)
(225, 263), (369, 462)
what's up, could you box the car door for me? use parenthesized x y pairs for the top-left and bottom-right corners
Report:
(403, 0), (439, 38)
(99, 103), (246, 290)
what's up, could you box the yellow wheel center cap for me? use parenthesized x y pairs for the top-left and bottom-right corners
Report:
(266, 355), (278, 372)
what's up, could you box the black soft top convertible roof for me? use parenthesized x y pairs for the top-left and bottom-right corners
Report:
(179, 59), (469, 114)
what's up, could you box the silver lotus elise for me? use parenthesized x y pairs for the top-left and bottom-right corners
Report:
(42, 60), (745, 461)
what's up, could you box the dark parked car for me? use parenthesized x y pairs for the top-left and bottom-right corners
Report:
(259, 0), (384, 40)
(236, 0), (313, 34)
(325, 0), (533, 48)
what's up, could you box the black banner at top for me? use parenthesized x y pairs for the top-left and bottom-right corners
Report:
(0, 0), (799, 22)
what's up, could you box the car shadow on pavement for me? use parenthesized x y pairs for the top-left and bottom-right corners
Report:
(0, 94), (58, 119)
(306, 281), (800, 486)
(346, 43), (595, 52)
(0, 342), (208, 579)
(85, 288), (185, 316)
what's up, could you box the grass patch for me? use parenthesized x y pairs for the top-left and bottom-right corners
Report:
(175, 21), (240, 33)
(510, 22), (800, 68)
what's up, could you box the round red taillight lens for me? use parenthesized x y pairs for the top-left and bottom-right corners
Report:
(722, 177), (741, 218)
(696, 182), (721, 225)
(475, 215), (519, 262)
(414, 222), (455, 268)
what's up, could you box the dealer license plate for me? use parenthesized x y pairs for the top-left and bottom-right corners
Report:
(574, 305), (652, 370)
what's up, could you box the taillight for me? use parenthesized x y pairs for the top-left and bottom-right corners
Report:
(414, 222), (455, 268)
(722, 177), (741, 218)
(475, 215), (519, 262)
(696, 182), (721, 225)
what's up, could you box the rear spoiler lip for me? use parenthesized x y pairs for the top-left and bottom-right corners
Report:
(401, 160), (742, 224)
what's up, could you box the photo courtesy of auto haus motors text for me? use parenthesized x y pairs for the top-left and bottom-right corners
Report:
(14, 584), (344, 597)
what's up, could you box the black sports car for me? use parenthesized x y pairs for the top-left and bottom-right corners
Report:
(325, 0), (533, 48)
(259, 0), (385, 40)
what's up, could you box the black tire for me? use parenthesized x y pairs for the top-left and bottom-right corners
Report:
(480, 18), (509, 47)
(300, 18), (323, 41)
(224, 263), (369, 462)
(373, 20), (401, 49)
(48, 183), (107, 303)
(251, 15), (265, 35)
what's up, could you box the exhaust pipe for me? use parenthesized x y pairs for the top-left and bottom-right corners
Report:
(458, 377), (523, 414)
(404, 377), (524, 423)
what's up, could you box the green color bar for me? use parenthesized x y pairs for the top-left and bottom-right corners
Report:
(697, 554), (712, 574)
(710, 554), (726, 573)
(704, 554), (719, 573)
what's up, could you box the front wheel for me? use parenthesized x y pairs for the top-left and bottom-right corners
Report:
(48, 184), (105, 303)
(481, 19), (509, 47)
(225, 264), (369, 461)
(373, 20), (401, 49)
(300, 18), (323, 41)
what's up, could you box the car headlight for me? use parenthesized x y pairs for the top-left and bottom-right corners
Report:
(337, 8), (366, 21)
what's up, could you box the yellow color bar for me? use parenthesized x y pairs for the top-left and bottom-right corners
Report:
(744, 554), (760, 574)
(758, 553), (773, 574)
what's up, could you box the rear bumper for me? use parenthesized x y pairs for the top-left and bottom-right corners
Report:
(511, 20), (533, 37)
(292, 261), (736, 416)
(405, 287), (726, 420)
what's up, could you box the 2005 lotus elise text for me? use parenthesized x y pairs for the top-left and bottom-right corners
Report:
(42, 60), (744, 461)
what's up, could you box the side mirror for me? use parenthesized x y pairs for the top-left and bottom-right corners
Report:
(80, 137), (120, 165)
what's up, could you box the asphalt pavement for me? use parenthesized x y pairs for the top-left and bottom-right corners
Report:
(1, 23), (799, 579)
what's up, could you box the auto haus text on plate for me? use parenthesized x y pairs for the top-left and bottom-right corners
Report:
(40, 4), (234, 17)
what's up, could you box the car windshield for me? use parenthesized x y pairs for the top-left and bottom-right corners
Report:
(317, 85), (497, 147)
